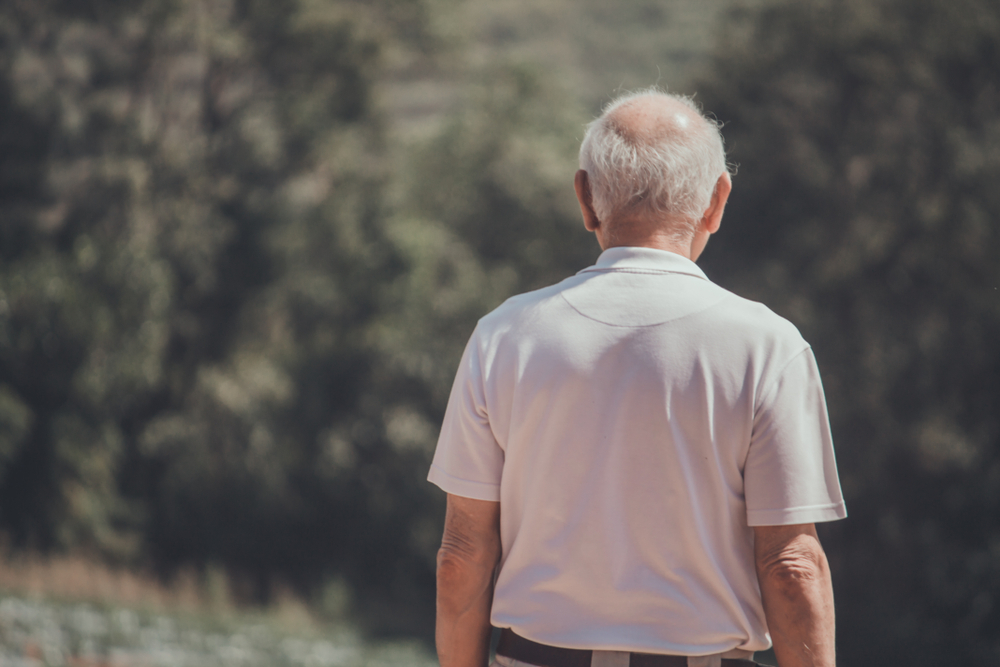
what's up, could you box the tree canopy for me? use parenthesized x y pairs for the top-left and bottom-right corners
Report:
(0, 0), (429, 615)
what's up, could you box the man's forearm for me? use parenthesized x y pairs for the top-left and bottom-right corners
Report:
(436, 548), (496, 667)
(755, 524), (836, 667)
(436, 495), (502, 667)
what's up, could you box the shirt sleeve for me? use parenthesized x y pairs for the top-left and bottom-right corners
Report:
(744, 347), (847, 526)
(427, 326), (504, 501)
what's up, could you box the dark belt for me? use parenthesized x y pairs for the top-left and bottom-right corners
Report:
(496, 629), (758, 667)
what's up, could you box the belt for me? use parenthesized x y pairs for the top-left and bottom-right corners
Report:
(496, 629), (757, 667)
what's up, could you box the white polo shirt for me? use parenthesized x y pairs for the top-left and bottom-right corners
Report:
(428, 246), (846, 656)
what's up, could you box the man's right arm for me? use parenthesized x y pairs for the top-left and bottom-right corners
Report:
(753, 523), (836, 667)
(436, 493), (501, 667)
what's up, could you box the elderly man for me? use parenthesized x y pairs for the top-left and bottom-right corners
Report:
(428, 90), (846, 667)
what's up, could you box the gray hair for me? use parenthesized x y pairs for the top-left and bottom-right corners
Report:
(579, 88), (728, 242)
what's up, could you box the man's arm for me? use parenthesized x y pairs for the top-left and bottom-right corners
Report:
(754, 523), (836, 667)
(437, 493), (502, 667)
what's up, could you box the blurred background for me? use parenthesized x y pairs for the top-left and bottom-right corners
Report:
(0, 0), (998, 665)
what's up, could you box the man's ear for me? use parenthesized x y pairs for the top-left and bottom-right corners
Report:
(574, 170), (602, 232)
(700, 172), (732, 235)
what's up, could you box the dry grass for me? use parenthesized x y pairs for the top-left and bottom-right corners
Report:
(0, 555), (437, 667)
(0, 552), (219, 612)
(0, 551), (337, 642)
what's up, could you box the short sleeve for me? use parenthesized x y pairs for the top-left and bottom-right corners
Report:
(744, 347), (847, 526)
(427, 327), (504, 501)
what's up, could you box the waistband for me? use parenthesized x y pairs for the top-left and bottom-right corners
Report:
(496, 628), (757, 667)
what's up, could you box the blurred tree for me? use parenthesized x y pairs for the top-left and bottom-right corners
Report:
(0, 0), (448, 620)
(698, 0), (1000, 664)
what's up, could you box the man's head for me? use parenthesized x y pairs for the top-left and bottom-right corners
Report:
(576, 89), (730, 254)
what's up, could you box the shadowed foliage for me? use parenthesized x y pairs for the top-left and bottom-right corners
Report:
(698, 0), (1000, 663)
(0, 0), (436, 625)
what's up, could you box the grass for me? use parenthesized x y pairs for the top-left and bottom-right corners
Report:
(0, 555), (204, 613)
(0, 555), (437, 667)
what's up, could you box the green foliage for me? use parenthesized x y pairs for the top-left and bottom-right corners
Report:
(0, 384), (33, 482)
(0, 0), (428, 605)
(698, 0), (1000, 663)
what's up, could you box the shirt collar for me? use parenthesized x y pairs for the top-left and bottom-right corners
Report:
(578, 246), (710, 281)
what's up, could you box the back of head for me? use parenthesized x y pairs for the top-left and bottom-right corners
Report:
(579, 89), (728, 244)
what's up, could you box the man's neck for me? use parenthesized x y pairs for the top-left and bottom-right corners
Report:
(600, 234), (695, 260)
(598, 216), (713, 261)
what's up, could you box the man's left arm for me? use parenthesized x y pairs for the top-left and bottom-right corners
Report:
(436, 493), (502, 667)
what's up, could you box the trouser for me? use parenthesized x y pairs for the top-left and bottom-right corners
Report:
(494, 628), (760, 667)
